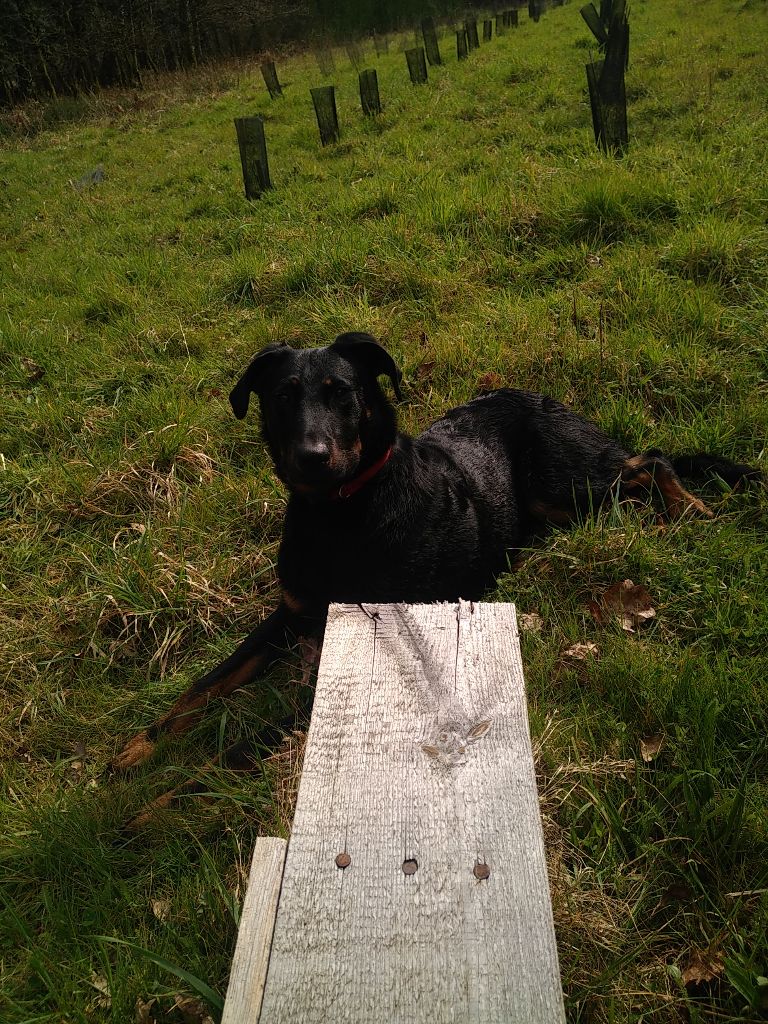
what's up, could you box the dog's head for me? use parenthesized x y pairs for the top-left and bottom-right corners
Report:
(229, 333), (402, 496)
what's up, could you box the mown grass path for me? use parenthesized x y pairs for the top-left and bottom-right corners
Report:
(1, 0), (767, 1020)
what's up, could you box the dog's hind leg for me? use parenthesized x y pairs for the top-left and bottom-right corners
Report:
(112, 600), (323, 771)
(124, 737), (260, 830)
(620, 453), (714, 519)
(672, 453), (763, 490)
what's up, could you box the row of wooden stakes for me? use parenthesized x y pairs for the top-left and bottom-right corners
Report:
(233, 9), (536, 199)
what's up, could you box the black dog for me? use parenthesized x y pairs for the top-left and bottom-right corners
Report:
(114, 332), (758, 772)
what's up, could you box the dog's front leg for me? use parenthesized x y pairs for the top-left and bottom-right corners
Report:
(112, 599), (323, 771)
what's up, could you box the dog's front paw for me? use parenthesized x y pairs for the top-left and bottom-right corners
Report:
(690, 496), (715, 519)
(668, 494), (715, 520)
(112, 731), (157, 771)
(125, 789), (178, 831)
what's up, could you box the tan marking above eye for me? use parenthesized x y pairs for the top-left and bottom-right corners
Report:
(283, 590), (305, 612)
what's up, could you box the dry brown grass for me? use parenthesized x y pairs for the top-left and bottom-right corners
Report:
(533, 718), (686, 1021)
(264, 730), (307, 837)
(77, 441), (216, 519)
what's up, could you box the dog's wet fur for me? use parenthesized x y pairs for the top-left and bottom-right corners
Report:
(114, 332), (761, 785)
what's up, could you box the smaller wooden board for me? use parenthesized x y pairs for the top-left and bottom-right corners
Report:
(221, 837), (287, 1024)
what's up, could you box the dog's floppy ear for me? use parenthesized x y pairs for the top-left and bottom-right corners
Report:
(229, 343), (291, 419)
(330, 332), (402, 400)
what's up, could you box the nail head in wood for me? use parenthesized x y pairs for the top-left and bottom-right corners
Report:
(473, 861), (491, 880)
(335, 852), (351, 869)
(402, 858), (418, 875)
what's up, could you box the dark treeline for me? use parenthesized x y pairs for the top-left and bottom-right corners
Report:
(0, 0), (488, 106)
(312, 0), (484, 35)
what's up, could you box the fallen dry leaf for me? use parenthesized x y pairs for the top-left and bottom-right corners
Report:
(87, 972), (111, 1011)
(477, 371), (505, 393)
(518, 612), (544, 633)
(150, 897), (171, 922)
(21, 356), (45, 381)
(597, 579), (656, 632)
(681, 948), (724, 988)
(562, 641), (599, 661)
(135, 997), (157, 1024)
(416, 359), (436, 381)
(174, 996), (215, 1024)
(640, 733), (665, 762)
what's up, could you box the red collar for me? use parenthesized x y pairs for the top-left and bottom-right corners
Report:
(333, 446), (393, 500)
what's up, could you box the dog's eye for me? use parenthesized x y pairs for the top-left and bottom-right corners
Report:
(272, 377), (300, 406)
(332, 386), (357, 409)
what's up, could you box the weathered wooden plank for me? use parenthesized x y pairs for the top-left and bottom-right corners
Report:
(222, 837), (287, 1024)
(258, 602), (565, 1024)
(457, 27), (469, 60)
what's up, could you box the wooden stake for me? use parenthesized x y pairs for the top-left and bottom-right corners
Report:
(465, 18), (480, 49)
(314, 46), (335, 76)
(483, 18), (493, 42)
(345, 41), (363, 69)
(405, 46), (428, 84)
(234, 115), (271, 199)
(585, 60), (604, 146)
(597, 19), (629, 151)
(259, 60), (282, 99)
(372, 31), (389, 56)
(421, 16), (442, 65)
(456, 28), (468, 60)
(310, 85), (340, 145)
(359, 68), (381, 116)
(580, 2), (609, 45)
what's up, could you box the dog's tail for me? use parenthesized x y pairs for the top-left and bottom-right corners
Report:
(670, 452), (764, 490)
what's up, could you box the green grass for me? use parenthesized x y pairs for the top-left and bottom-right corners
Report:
(2, 1), (768, 1020)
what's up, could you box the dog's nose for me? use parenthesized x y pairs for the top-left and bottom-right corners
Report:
(295, 439), (331, 470)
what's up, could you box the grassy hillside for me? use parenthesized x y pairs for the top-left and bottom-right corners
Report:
(1, 0), (767, 1020)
